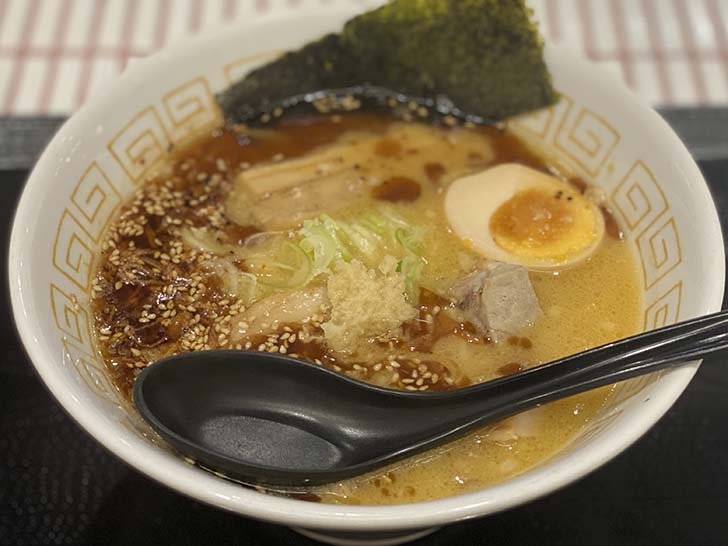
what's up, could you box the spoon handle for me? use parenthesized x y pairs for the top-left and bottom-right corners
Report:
(447, 309), (728, 426)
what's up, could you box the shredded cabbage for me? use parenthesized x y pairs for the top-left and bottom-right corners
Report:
(395, 226), (425, 255)
(297, 208), (427, 300)
(300, 209), (424, 262)
(244, 240), (312, 290)
(298, 214), (352, 278)
(183, 207), (427, 296)
(397, 255), (426, 303)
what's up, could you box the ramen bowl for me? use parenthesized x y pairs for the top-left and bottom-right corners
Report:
(8, 6), (724, 546)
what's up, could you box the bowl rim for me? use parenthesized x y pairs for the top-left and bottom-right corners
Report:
(8, 9), (726, 531)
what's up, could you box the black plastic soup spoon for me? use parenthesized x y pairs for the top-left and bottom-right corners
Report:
(133, 310), (728, 487)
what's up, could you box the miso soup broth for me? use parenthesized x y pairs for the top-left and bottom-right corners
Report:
(91, 113), (641, 505)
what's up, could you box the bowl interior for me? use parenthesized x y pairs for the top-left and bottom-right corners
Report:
(9, 6), (724, 531)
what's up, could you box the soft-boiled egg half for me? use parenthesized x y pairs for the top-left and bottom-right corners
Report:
(444, 163), (605, 270)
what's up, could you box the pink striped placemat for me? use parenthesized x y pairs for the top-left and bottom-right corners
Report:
(0, 0), (727, 116)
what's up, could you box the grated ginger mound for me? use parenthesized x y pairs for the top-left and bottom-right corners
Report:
(323, 258), (417, 353)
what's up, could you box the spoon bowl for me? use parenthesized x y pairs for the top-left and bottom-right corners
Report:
(135, 350), (456, 485)
(134, 310), (728, 486)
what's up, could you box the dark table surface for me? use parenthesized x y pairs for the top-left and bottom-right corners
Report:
(1, 140), (728, 546)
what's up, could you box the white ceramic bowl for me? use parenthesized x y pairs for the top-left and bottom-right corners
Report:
(8, 6), (725, 546)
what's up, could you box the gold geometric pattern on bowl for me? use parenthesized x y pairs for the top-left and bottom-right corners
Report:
(108, 106), (171, 185)
(554, 98), (620, 177)
(162, 77), (221, 145)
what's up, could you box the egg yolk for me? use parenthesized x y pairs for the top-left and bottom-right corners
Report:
(489, 187), (598, 261)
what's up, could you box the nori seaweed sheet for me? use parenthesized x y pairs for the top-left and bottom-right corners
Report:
(217, 0), (558, 125)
